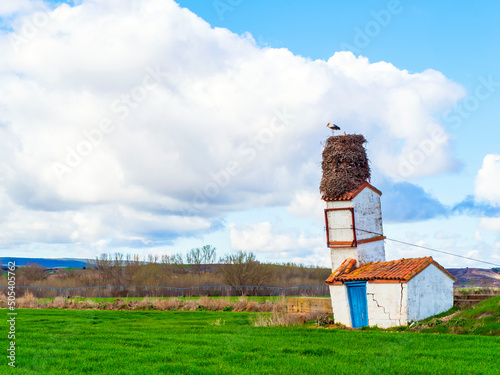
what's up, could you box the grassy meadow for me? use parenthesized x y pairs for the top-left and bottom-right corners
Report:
(2, 308), (499, 375)
(36, 295), (291, 304)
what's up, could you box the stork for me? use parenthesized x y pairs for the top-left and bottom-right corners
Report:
(327, 123), (340, 135)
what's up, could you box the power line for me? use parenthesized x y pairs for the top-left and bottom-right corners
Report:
(384, 237), (500, 267)
(330, 227), (500, 267)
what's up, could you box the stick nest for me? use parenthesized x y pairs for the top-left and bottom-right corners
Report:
(320, 134), (371, 200)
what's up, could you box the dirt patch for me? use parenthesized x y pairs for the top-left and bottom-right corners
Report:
(441, 311), (461, 323)
(477, 313), (494, 319)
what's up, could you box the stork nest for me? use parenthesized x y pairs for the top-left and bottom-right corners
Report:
(319, 134), (371, 200)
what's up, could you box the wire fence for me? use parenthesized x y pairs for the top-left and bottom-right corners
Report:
(1, 285), (330, 298)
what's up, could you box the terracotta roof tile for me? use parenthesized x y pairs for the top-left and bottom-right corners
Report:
(322, 181), (382, 201)
(325, 256), (456, 284)
(326, 258), (356, 283)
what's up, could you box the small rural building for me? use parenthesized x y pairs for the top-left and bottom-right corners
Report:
(320, 133), (455, 328)
(326, 257), (456, 328)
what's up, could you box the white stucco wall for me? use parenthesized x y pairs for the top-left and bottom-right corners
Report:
(326, 201), (353, 209)
(366, 282), (407, 328)
(329, 266), (454, 328)
(329, 284), (352, 328)
(356, 241), (385, 264)
(352, 188), (383, 242)
(330, 248), (358, 270)
(330, 241), (385, 270)
(406, 264), (454, 322)
(326, 186), (385, 270)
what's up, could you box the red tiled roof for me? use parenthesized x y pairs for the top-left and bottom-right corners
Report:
(322, 181), (382, 201)
(325, 258), (356, 283)
(325, 256), (456, 284)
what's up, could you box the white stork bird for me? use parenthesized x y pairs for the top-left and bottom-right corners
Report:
(327, 123), (340, 135)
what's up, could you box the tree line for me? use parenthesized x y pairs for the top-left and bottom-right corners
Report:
(6, 247), (331, 294)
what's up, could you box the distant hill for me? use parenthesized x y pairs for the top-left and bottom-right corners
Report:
(447, 268), (500, 288)
(0, 257), (88, 268)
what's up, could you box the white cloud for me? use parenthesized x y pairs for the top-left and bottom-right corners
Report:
(0, 0), (43, 16)
(0, 0), (465, 254)
(229, 222), (305, 252)
(286, 190), (324, 222)
(229, 221), (329, 266)
(475, 154), (500, 206)
(434, 231), (461, 240)
(478, 217), (500, 232)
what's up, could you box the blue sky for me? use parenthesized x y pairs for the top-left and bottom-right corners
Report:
(0, 0), (499, 268)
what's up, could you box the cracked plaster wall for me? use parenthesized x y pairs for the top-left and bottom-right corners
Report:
(366, 282), (407, 328)
(329, 282), (408, 328)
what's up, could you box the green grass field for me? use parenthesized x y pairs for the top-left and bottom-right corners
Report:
(36, 295), (291, 304)
(1, 309), (499, 374)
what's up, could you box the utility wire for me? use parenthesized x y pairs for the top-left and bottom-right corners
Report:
(329, 227), (500, 267)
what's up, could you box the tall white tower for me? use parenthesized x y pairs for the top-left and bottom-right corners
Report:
(324, 181), (386, 270)
(320, 134), (385, 270)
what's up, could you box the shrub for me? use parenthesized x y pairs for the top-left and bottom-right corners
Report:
(17, 292), (39, 308)
(0, 293), (7, 307)
(253, 310), (321, 327)
(315, 315), (329, 326)
(245, 300), (259, 312)
(428, 318), (443, 327)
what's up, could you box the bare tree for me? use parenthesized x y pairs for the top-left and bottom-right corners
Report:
(94, 253), (112, 283)
(124, 254), (143, 283)
(187, 248), (203, 275)
(219, 251), (271, 295)
(93, 253), (127, 285)
(147, 254), (159, 264)
(17, 262), (47, 284)
(201, 245), (217, 264)
(161, 253), (185, 274)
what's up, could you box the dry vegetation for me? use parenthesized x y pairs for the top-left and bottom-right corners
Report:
(1, 251), (330, 298)
(252, 308), (332, 327)
(3, 292), (288, 313)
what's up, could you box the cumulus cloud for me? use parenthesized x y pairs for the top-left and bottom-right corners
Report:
(229, 221), (328, 266)
(0, 0), (465, 254)
(0, 0), (43, 16)
(286, 190), (324, 222)
(475, 154), (500, 207)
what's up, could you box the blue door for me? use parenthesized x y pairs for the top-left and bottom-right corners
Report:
(346, 281), (368, 328)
